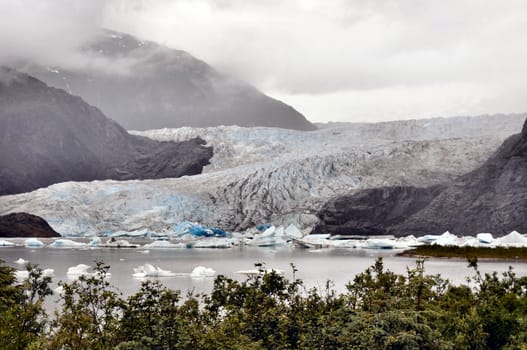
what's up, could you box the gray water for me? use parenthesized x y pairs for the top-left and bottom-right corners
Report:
(2, 244), (526, 299)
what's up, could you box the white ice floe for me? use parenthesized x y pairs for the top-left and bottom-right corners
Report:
(432, 231), (462, 246)
(24, 238), (44, 248)
(98, 238), (138, 248)
(49, 239), (87, 248)
(15, 258), (27, 265)
(88, 237), (102, 246)
(477, 233), (494, 244)
(495, 231), (527, 247)
(133, 264), (176, 278)
(66, 264), (109, 280)
(143, 240), (187, 249)
(364, 238), (395, 249)
(190, 266), (216, 278)
(0, 239), (15, 247)
(66, 264), (92, 278)
(193, 238), (238, 248)
(14, 268), (53, 282)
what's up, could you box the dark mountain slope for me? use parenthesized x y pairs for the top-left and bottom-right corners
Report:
(26, 30), (315, 131)
(0, 68), (213, 195)
(0, 213), (60, 237)
(316, 118), (527, 237)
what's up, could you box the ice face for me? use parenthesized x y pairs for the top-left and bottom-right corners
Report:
(1, 117), (512, 237)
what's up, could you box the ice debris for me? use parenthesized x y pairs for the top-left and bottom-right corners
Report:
(24, 238), (44, 248)
(133, 264), (176, 278)
(15, 258), (27, 265)
(0, 239), (15, 247)
(50, 239), (87, 248)
(190, 266), (216, 278)
(173, 221), (228, 238)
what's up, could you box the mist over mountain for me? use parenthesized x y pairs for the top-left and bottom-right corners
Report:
(21, 29), (315, 131)
(316, 117), (527, 236)
(0, 68), (213, 195)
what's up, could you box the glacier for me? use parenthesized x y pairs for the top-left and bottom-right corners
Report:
(0, 115), (524, 237)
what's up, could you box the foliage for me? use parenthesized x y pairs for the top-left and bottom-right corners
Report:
(1, 258), (527, 349)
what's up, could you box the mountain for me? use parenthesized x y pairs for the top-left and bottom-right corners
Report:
(316, 118), (527, 237)
(24, 30), (315, 131)
(0, 115), (517, 236)
(0, 68), (213, 195)
(0, 212), (60, 237)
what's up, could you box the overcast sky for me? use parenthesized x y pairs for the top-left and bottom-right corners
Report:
(1, 0), (527, 123)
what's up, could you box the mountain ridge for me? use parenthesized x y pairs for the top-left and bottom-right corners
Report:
(23, 29), (316, 131)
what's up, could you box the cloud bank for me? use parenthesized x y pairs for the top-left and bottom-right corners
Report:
(1, 0), (527, 122)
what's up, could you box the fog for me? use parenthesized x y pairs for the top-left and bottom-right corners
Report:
(1, 0), (527, 122)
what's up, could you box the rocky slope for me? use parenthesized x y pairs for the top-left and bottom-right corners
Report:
(0, 68), (213, 195)
(24, 30), (315, 131)
(0, 213), (60, 237)
(0, 117), (511, 235)
(316, 118), (527, 237)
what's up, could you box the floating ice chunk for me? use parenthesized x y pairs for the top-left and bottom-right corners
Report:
(258, 226), (276, 238)
(293, 234), (332, 248)
(284, 224), (303, 239)
(193, 238), (238, 248)
(109, 229), (150, 238)
(0, 239), (15, 247)
(25, 238), (44, 248)
(88, 237), (101, 246)
(67, 264), (92, 277)
(495, 231), (527, 247)
(133, 264), (176, 278)
(15, 258), (27, 265)
(190, 266), (216, 278)
(99, 238), (138, 248)
(15, 270), (29, 281)
(418, 235), (441, 244)
(143, 240), (186, 249)
(331, 239), (358, 248)
(138, 249), (150, 254)
(50, 239), (87, 248)
(394, 235), (421, 249)
(432, 231), (461, 246)
(42, 268), (54, 278)
(173, 221), (227, 238)
(364, 238), (395, 249)
(249, 236), (287, 247)
(476, 233), (494, 244)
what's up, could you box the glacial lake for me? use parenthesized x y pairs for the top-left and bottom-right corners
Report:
(2, 242), (527, 299)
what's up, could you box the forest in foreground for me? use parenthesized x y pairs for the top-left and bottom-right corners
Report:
(1, 258), (527, 350)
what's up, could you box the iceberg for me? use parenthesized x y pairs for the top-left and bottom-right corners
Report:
(173, 221), (228, 238)
(24, 238), (44, 248)
(67, 264), (92, 277)
(476, 233), (494, 244)
(364, 238), (395, 249)
(0, 239), (15, 247)
(133, 264), (176, 278)
(88, 237), (102, 246)
(143, 240), (186, 249)
(193, 238), (238, 248)
(14, 258), (27, 265)
(50, 239), (87, 248)
(495, 231), (527, 247)
(432, 231), (461, 246)
(190, 266), (216, 278)
(99, 238), (138, 248)
(15, 270), (28, 281)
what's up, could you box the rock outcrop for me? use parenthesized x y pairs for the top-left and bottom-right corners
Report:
(0, 213), (60, 237)
(316, 118), (527, 237)
(0, 68), (213, 195)
(25, 30), (315, 131)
